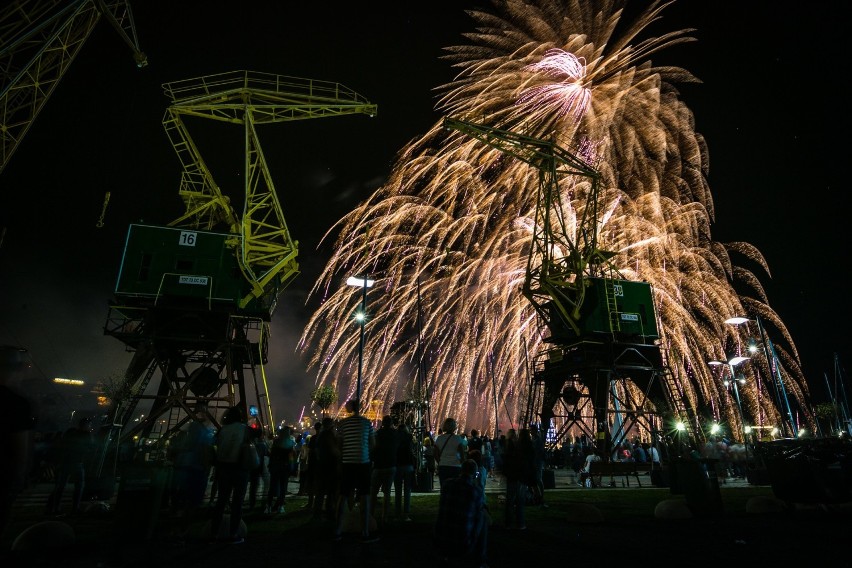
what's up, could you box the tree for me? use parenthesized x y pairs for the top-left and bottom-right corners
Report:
(814, 402), (841, 436)
(98, 372), (138, 421)
(311, 385), (337, 417)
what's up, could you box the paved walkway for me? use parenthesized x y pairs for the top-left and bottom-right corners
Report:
(11, 465), (751, 512)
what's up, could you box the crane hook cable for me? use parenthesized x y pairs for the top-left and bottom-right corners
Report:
(96, 191), (111, 228)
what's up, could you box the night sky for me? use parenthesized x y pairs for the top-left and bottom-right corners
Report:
(1, 0), (848, 429)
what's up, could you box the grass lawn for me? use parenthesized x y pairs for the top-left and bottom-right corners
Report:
(4, 483), (847, 567)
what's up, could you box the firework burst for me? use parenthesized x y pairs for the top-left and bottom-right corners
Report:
(299, 0), (814, 440)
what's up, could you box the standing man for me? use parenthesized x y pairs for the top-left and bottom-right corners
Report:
(1, 345), (36, 535)
(313, 416), (341, 521)
(46, 415), (95, 516)
(529, 423), (548, 507)
(335, 399), (377, 543)
(393, 423), (416, 521)
(369, 415), (397, 526)
(468, 429), (483, 454)
(304, 421), (322, 511)
(170, 405), (215, 538)
(209, 405), (250, 544)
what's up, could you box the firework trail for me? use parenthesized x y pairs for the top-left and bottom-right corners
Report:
(299, 0), (813, 439)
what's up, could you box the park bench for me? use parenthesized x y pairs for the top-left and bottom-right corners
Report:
(587, 460), (653, 488)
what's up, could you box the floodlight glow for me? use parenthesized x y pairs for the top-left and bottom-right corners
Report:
(728, 356), (750, 366)
(724, 317), (751, 325)
(710, 423), (720, 434)
(675, 421), (685, 431)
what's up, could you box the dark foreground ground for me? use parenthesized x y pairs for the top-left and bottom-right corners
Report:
(2, 468), (849, 568)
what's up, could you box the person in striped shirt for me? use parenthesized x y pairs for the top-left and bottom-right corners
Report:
(334, 399), (377, 543)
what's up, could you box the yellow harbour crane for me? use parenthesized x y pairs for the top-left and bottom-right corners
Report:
(104, 70), (376, 452)
(0, 0), (146, 174)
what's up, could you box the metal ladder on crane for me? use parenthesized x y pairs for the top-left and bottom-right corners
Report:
(605, 279), (621, 335)
(657, 348), (703, 445)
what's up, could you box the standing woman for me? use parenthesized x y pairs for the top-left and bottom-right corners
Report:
(246, 426), (269, 512)
(209, 405), (250, 544)
(434, 417), (468, 489)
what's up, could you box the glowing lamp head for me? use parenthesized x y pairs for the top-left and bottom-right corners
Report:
(346, 276), (375, 288)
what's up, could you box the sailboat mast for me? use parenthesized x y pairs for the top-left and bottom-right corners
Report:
(835, 354), (851, 435)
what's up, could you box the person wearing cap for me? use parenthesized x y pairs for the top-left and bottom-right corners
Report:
(1, 345), (36, 533)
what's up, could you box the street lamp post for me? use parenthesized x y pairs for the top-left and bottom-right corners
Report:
(725, 316), (798, 437)
(708, 357), (750, 436)
(346, 275), (375, 415)
(709, 356), (751, 475)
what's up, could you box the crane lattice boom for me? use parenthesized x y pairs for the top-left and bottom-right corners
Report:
(0, 0), (146, 174)
(443, 117), (612, 335)
(162, 70), (377, 313)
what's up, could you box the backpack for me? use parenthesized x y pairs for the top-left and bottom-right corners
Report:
(269, 437), (295, 474)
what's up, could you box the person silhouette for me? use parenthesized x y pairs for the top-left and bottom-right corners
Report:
(46, 416), (95, 516)
(334, 399), (377, 543)
(170, 406), (214, 538)
(209, 405), (250, 543)
(1, 345), (36, 534)
(434, 458), (489, 567)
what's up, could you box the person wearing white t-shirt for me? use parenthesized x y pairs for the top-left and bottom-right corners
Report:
(434, 417), (468, 489)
